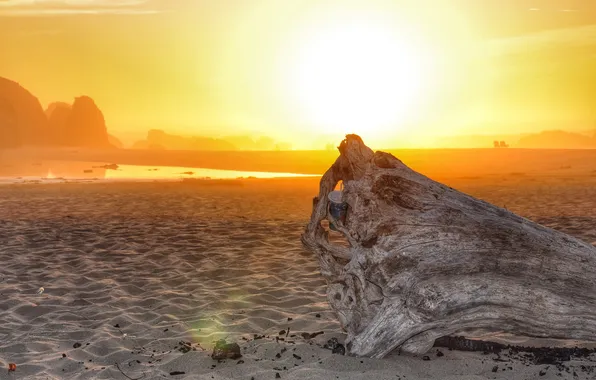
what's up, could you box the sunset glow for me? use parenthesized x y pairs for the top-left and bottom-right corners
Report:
(287, 13), (435, 140)
(1, 1), (596, 149)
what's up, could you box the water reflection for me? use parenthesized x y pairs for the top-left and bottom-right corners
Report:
(0, 160), (316, 183)
(0, 160), (105, 181)
(104, 164), (314, 180)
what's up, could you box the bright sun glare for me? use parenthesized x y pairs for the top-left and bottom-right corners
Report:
(289, 15), (435, 142)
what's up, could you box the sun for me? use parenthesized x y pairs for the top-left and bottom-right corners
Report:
(287, 15), (435, 142)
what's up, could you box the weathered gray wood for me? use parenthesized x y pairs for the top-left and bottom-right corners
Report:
(301, 134), (596, 358)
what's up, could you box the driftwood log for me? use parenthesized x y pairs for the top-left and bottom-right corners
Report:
(301, 134), (596, 358)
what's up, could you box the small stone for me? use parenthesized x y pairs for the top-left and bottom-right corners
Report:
(287, 317), (293, 321)
(279, 330), (286, 336)
(315, 314), (321, 318)
(211, 340), (242, 360)
(170, 371), (186, 376)
(332, 344), (345, 355)
(73, 342), (82, 348)
(62, 353), (66, 358)
(492, 366), (498, 373)
(436, 350), (444, 357)
(422, 356), (430, 361)
(293, 354), (302, 360)
(275, 373), (281, 379)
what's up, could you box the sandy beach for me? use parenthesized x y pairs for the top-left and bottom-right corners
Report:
(1, 173), (596, 379)
(4, 0), (596, 376)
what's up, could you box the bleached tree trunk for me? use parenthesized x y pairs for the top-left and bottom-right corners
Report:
(301, 134), (596, 359)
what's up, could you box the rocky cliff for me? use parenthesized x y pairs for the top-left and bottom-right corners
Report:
(0, 77), (47, 148)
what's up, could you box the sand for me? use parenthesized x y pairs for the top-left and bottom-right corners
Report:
(1, 174), (596, 379)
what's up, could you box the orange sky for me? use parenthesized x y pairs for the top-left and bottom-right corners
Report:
(1, 0), (595, 149)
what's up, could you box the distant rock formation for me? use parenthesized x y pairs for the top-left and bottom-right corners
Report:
(132, 130), (293, 151)
(108, 134), (124, 148)
(222, 135), (292, 150)
(46, 102), (72, 145)
(0, 77), (48, 148)
(45, 101), (71, 118)
(45, 96), (112, 148)
(132, 129), (237, 151)
(0, 76), (115, 149)
(517, 130), (596, 149)
(63, 96), (111, 148)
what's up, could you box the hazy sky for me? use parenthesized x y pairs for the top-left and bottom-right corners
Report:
(1, 0), (595, 148)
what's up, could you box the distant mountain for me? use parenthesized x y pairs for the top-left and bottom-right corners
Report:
(132, 129), (236, 150)
(517, 130), (596, 149)
(431, 130), (596, 149)
(222, 135), (291, 150)
(431, 134), (523, 148)
(132, 129), (293, 151)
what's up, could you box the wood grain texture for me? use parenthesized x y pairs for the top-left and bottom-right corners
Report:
(301, 134), (596, 358)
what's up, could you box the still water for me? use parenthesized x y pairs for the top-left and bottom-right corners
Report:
(0, 160), (318, 183)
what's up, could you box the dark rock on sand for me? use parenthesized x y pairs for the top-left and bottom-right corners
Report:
(301, 331), (324, 340)
(211, 340), (242, 360)
(177, 341), (192, 353)
(324, 338), (345, 355)
(434, 335), (596, 367)
(434, 336), (505, 354)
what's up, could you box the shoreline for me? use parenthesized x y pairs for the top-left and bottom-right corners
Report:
(3, 147), (596, 178)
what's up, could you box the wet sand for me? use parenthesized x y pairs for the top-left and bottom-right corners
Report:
(0, 172), (595, 379)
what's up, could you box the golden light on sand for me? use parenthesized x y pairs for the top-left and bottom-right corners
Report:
(286, 12), (436, 141)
